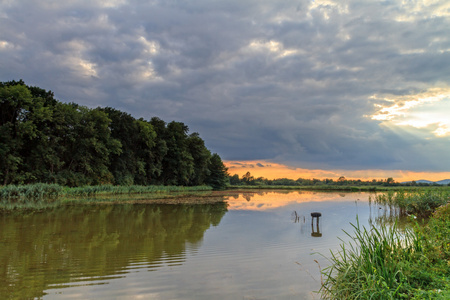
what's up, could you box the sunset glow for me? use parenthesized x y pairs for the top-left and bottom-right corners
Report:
(225, 160), (450, 183)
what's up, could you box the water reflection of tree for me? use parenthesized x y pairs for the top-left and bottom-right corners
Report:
(243, 193), (253, 201)
(0, 203), (227, 299)
(233, 190), (303, 202)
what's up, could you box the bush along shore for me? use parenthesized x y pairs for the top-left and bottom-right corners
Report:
(321, 190), (450, 299)
(0, 183), (215, 211)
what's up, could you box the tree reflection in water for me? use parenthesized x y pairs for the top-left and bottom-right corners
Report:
(0, 202), (227, 299)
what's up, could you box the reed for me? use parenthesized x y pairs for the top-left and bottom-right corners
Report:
(0, 183), (63, 202)
(321, 219), (418, 299)
(321, 205), (450, 299)
(62, 184), (212, 197)
(373, 189), (450, 217)
(1, 183), (213, 210)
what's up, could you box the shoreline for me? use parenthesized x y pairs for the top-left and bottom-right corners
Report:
(2, 184), (449, 212)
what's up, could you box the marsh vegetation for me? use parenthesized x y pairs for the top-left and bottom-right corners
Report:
(321, 189), (450, 299)
(0, 183), (216, 211)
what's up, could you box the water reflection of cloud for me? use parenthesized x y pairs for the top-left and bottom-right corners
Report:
(225, 191), (368, 211)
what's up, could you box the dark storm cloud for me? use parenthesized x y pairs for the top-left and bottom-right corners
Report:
(1, 0), (449, 171)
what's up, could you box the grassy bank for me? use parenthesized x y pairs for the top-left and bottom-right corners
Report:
(321, 193), (450, 299)
(0, 183), (214, 211)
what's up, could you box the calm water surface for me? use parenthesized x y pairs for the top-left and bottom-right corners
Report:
(0, 190), (398, 299)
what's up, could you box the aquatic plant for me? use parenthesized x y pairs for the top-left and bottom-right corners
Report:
(373, 189), (450, 217)
(320, 219), (418, 299)
(321, 205), (450, 299)
(0, 183), (62, 202)
(0, 183), (213, 211)
(63, 184), (212, 197)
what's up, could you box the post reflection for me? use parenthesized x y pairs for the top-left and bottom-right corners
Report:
(311, 212), (322, 237)
(292, 210), (323, 237)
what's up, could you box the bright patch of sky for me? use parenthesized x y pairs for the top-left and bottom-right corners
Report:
(370, 88), (450, 137)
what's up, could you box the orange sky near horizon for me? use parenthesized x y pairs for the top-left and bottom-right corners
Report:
(224, 160), (450, 182)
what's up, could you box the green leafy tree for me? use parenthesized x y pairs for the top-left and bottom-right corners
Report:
(101, 108), (158, 185)
(149, 117), (169, 184)
(242, 172), (254, 185)
(0, 82), (52, 184)
(22, 85), (61, 183)
(134, 119), (160, 184)
(53, 105), (121, 186)
(160, 121), (194, 185)
(386, 177), (395, 185)
(337, 176), (347, 185)
(101, 107), (137, 185)
(229, 174), (240, 185)
(187, 132), (211, 186)
(206, 153), (228, 190)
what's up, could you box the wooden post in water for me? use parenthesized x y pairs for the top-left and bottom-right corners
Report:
(311, 212), (322, 237)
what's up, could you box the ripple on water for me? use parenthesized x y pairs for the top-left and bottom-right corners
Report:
(1, 191), (387, 300)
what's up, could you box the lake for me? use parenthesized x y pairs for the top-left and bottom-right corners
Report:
(0, 190), (399, 299)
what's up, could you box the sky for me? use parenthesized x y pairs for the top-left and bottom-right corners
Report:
(1, 0), (449, 181)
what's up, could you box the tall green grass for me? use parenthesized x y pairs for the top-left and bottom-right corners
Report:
(321, 204), (450, 299)
(0, 183), (213, 210)
(62, 184), (212, 197)
(0, 183), (63, 202)
(373, 189), (450, 217)
(321, 219), (418, 299)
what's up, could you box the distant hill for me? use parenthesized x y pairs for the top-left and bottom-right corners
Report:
(401, 179), (450, 185)
(436, 179), (450, 185)
(416, 180), (435, 184)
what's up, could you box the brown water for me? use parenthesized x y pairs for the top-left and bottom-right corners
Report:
(0, 190), (397, 299)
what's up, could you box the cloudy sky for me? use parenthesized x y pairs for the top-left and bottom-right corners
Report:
(1, 0), (449, 180)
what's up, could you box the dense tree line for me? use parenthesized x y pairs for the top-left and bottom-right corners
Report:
(229, 172), (445, 187)
(0, 80), (228, 189)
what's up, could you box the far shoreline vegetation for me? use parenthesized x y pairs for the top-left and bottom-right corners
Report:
(228, 171), (450, 188)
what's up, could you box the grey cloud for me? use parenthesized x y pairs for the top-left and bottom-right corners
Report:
(1, 0), (449, 172)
